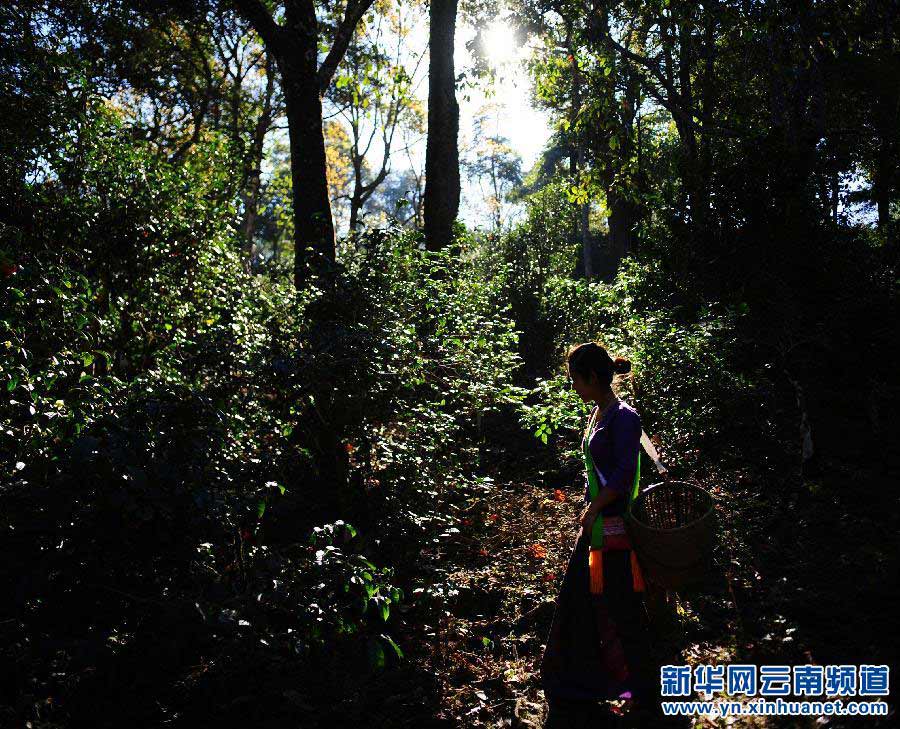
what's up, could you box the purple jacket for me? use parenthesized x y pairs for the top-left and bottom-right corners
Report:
(581, 399), (642, 517)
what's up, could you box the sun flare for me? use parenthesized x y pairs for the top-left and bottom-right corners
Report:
(483, 21), (519, 67)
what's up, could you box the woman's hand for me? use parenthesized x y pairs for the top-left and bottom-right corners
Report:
(578, 502), (601, 531)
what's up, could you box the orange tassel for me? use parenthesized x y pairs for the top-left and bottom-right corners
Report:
(589, 548), (604, 594)
(630, 550), (646, 592)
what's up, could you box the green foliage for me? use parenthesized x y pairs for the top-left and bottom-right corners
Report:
(2, 101), (234, 469)
(472, 180), (581, 379)
(276, 227), (524, 539)
(512, 254), (773, 470)
(1, 97), (526, 709)
(2, 97), (522, 705)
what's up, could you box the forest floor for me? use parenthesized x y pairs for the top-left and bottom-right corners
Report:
(320, 429), (899, 729)
(351, 461), (747, 729)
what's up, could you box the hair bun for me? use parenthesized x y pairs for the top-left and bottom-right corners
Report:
(613, 357), (631, 375)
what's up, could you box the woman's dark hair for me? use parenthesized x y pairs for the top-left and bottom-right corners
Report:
(566, 341), (631, 386)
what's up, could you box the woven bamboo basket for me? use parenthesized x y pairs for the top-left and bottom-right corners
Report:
(624, 480), (717, 590)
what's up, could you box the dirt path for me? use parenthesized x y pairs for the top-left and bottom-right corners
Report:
(370, 468), (737, 728)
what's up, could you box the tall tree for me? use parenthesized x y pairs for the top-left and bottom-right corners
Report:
(207, 11), (283, 264)
(423, 0), (460, 250)
(232, 0), (376, 289)
(328, 0), (426, 233)
(564, 18), (592, 278)
(67, 5), (284, 266)
(525, 1), (642, 275)
(464, 105), (522, 231)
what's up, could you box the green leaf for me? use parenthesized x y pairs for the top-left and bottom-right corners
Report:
(7, 375), (18, 392)
(257, 500), (267, 518)
(82, 352), (95, 367)
(381, 633), (404, 660)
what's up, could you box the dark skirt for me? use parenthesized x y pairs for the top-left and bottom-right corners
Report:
(539, 525), (656, 706)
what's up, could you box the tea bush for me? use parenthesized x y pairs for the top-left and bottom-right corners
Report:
(1, 98), (526, 724)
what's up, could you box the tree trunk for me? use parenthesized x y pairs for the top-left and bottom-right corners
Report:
(241, 57), (276, 264)
(607, 192), (633, 263)
(235, 0), (338, 291)
(831, 169), (839, 224)
(570, 148), (592, 280)
(874, 17), (898, 229)
(675, 13), (703, 230)
(567, 23), (592, 279)
(875, 147), (892, 228)
(423, 0), (460, 251)
(242, 171), (262, 256)
(587, 3), (635, 273)
(349, 166), (363, 231)
(282, 54), (336, 289)
(696, 2), (717, 229)
(580, 198), (591, 277)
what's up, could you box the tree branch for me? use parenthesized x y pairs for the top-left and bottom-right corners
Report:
(318, 0), (377, 92)
(232, 0), (282, 53)
(591, 22), (744, 139)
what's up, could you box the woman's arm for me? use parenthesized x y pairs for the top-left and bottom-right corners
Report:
(580, 414), (641, 528)
(586, 484), (620, 512)
(595, 410), (642, 498)
(579, 483), (621, 528)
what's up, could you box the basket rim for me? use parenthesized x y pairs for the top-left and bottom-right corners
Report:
(627, 480), (716, 534)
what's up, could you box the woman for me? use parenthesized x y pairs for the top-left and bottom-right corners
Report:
(539, 342), (659, 728)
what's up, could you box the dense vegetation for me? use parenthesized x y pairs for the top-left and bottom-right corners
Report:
(2, 1), (898, 727)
